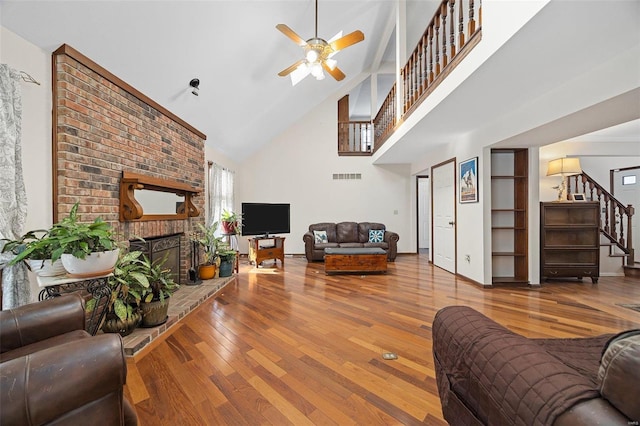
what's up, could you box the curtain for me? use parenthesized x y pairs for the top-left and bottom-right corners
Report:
(207, 162), (235, 235)
(0, 64), (30, 309)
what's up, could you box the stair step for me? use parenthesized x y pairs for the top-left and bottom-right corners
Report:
(609, 253), (630, 257)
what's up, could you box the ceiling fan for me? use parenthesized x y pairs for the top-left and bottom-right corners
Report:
(276, 0), (364, 84)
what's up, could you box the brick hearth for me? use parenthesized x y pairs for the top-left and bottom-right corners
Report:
(121, 276), (236, 357)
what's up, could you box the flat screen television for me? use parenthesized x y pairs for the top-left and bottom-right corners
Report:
(241, 203), (290, 237)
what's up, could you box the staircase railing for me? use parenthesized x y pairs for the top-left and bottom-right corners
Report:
(568, 171), (635, 266)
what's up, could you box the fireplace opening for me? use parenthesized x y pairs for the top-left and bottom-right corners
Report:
(130, 233), (183, 284)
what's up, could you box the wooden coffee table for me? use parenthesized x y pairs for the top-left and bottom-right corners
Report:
(324, 247), (387, 275)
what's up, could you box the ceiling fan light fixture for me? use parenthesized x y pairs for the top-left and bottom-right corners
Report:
(310, 62), (324, 78)
(306, 48), (320, 63)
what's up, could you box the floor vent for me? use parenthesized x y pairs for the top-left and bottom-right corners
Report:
(333, 173), (362, 180)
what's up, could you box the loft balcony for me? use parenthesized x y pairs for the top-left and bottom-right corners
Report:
(338, 0), (482, 156)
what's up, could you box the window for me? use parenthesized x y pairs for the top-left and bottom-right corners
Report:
(622, 175), (637, 185)
(207, 162), (235, 232)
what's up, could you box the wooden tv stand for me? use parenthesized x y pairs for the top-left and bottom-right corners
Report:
(248, 236), (285, 267)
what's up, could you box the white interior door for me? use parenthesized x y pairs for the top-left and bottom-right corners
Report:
(418, 177), (430, 250)
(432, 161), (456, 273)
(613, 167), (639, 263)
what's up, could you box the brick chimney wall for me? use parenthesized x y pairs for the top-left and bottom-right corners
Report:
(53, 45), (206, 283)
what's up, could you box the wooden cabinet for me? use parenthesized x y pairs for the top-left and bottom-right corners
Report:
(491, 149), (529, 284)
(248, 237), (285, 267)
(540, 202), (600, 283)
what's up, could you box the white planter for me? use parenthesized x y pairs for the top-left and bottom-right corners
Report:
(61, 248), (119, 278)
(27, 259), (66, 277)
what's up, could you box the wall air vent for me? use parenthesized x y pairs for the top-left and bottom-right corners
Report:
(333, 173), (362, 180)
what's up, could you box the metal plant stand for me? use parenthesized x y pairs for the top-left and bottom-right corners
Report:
(37, 274), (113, 336)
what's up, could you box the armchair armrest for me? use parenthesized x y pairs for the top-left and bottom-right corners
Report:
(433, 306), (602, 426)
(0, 293), (86, 354)
(1, 333), (128, 425)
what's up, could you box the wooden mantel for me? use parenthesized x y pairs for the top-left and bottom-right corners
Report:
(120, 172), (201, 221)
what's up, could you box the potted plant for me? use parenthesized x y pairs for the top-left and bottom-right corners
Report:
(138, 253), (179, 327)
(50, 202), (119, 277)
(1, 229), (65, 277)
(217, 247), (237, 277)
(100, 250), (146, 336)
(220, 209), (242, 235)
(193, 222), (223, 279)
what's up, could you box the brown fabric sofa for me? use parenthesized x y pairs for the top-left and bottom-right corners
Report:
(432, 306), (639, 426)
(303, 222), (399, 262)
(0, 294), (138, 426)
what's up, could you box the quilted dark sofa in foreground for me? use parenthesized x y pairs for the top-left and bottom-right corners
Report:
(432, 306), (639, 426)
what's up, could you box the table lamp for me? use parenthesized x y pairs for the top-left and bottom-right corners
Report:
(546, 157), (582, 201)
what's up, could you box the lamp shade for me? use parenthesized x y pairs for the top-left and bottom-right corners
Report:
(546, 158), (582, 176)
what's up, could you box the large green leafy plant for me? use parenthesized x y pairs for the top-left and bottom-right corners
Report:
(5, 203), (116, 266)
(193, 222), (223, 265)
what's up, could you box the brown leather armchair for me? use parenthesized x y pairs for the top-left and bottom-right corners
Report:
(0, 294), (138, 425)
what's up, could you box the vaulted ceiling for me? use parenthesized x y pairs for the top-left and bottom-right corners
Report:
(3, 1), (639, 165)
(2, 0), (411, 162)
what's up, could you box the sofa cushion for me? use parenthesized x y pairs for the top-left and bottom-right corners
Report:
(336, 222), (358, 243)
(338, 243), (364, 248)
(309, 223), (337, 242)
(597, 329), (640, 421)
(368, 229), (384, 243)
(313, 230), (328, 243)
(358, 222), (386, 243)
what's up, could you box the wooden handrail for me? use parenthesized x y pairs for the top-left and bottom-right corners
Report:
(568, 171), (635, 265)
(371, 0), (482, 153)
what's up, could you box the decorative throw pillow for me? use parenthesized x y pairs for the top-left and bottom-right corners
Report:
(598, 330), (640, 421)
(369, 229), (384, 243)
(313, 230), (328, 243)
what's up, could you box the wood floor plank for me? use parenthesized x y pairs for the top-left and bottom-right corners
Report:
(126, 254), (640, 425)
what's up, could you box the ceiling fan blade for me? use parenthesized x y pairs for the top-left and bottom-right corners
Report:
(278, 59), (306, 77)
(329, 30), (364, 52)
(322, 62), (345, 81)
(276, 24), (307, 47)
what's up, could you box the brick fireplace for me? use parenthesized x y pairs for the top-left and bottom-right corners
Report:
(52, 44), (206, 283)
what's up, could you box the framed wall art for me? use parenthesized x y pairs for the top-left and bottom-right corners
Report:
(460, 157), (478, 203)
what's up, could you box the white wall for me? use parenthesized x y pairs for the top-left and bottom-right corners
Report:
(1, 26), (53, 301)
(237, 96), (413, 256)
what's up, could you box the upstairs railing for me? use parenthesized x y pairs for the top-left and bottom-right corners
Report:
(371, 0), (482, 153)
(339, 0), (482, 155)
(337, 121), (373, 155)
(568, 171), (635, 266)
(372, 83), (397, 150)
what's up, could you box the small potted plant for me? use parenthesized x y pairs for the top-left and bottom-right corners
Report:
(193, 222), (223, 279)
(1, 229), (65, 277)
(217, 247), (237, 278)
(101, 249), (146, 336)
(220, 209), (242, 235)
(138, 253), (179, 327)
(50, 202), (119, 277)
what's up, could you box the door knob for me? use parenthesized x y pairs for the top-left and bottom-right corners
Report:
(448, 221), (455, 226)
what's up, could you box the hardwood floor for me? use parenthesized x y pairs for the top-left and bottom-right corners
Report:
(125, 254), (640, 425)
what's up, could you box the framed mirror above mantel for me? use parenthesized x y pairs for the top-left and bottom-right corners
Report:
(120, 171), (201, 221)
